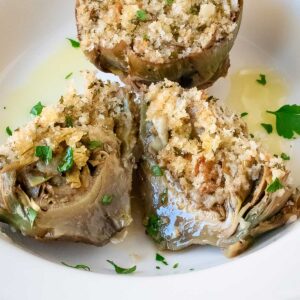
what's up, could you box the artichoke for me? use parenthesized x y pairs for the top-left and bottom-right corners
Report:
(76, 0), (243, 89)
(139, 80), (300, 257)
(0, 72), (138, 245)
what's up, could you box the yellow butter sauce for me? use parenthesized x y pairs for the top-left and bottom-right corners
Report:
(0, 43), (94, 143)
(226, 68), (288, 154)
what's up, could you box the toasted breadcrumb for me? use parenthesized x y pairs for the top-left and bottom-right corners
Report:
(77, 0), (240, 63)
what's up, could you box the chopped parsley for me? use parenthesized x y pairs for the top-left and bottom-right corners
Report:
(101, 194), (113, 205)
(143, 34), (150, 41)
(87, 140), (103, 150)
(165, 0), (174, 4)
(250, 133), (255, 138)
(65, 72), (73, 80)
(267, 105), (300, 139)
(240, 112), (248, 118)
(151, 165), (164, 177)
(106, 260), (136, 274)
(65, 116), (73, 128)
(173, 263), (179, 269)
(156, 253), (168, 265)
(281, 153), (290, 161)
(160, 188), (168, 205)
(261, 123), (273, 134)
(145, 215), (162, 242)
(266, 178), (284, 193)
(35, 146), (53, 165)
(156, 266), (160, 270)
(30, 101), (45, 116)
(256, 74), (267, 86)
(57, 147), (73, 173)
(61, 262), (91, 271)
(136, 9), (148, 21)
(26, 207), (37, 227)
(6, 126), (12, 136)
(66, 38), (80, 48)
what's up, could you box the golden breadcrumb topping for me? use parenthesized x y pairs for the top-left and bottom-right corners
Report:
(77, 0), (240, 63)
(144, 80), (287, 209)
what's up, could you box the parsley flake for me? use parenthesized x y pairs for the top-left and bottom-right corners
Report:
(66, 38), (80, 48)
(87, 140), (103, 150)
(65, 72), (73, 80)
(30, 101), (45, 116)
(267, 105), (300, 139)
(101, 195), (113, 205)
(173, 263), (179, 269)
(256, 74), (267, 86)
(281, 153), (290, 161)
(156, 253), (168, 265)
(57, 147), (73, 173)
(151, 165), (164, 177)
(61, 262), (91, 271)
(145, 215), (162, 242)
(65, 116), (73, 128)
(165, 0), (174, 4)
(6, 126), (13, 136)
(266, 178), (284, 193)
(241, 112), (248, 118)
(35, 146), (53, 165)
(261, 123), (273, 134)
(136, 9), (148, 21)
(107, 260), (136, 274)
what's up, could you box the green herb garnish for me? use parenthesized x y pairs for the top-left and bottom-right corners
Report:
(65, 116), (73, 128)
(160, 188), (168, 205)
(281, 153), (290, 161)
(87, 140), (103, 150)
(65, 72), (73, 80)
(57, 147), (73, 173)
(106, 260), (136, 274)
(261, 123), (273, 134)
(30, 101), (45, 116)
(266, 178), (284, 193)
(250, 134), (255, 138)
(151, 165), (164, 177)
(27, 207), (37, 227)
(66, 38), (80, 48)
(143, 34), (150, 41)
(35, 146), (53, 165)
(145, 215), (162, 242)
(165, 0), (174, 5)
(61, 262), (91, 271)
(101, 195), (113, 205)
(256, 74), (267, 86)
(136, 9), (148, 21)
(156, 266), (160, 270)
(241, 112), (248, 118)
(156, 253), (168, 265)
(267, 105), (300, 139)
(173, 263), (179, 269)
(6, 126), (12, 136)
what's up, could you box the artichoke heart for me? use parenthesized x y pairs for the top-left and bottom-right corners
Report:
(0, 72), (138, 245)
(139, 80), (300, 257)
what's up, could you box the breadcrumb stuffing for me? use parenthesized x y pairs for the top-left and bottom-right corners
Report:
(77, 0), (240, 63)
(144, 80), (288, 209)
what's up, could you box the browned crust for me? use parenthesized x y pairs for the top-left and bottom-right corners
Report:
(76, 0), (244, 89)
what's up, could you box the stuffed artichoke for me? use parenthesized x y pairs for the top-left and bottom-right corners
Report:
(0, 72), (138, 245)
(139, 80), (300, 257)
(76, 0), (243, 89)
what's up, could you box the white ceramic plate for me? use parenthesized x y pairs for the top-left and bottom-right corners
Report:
(1, 0), (300, 299)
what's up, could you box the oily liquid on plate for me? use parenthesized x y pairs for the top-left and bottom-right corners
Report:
(0, 43), (94, 143)
(226, 68), (288, 154)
